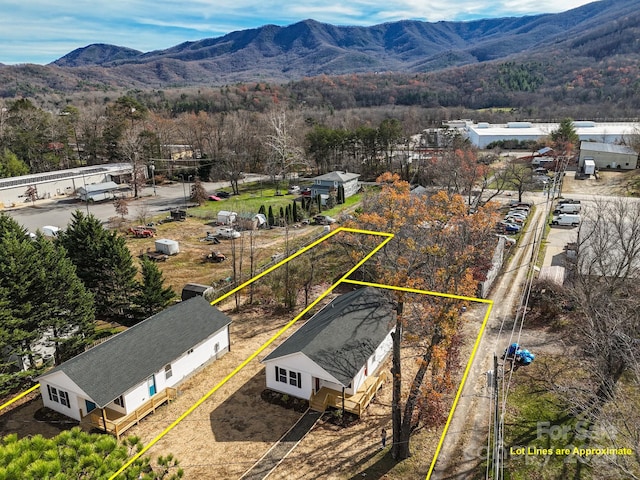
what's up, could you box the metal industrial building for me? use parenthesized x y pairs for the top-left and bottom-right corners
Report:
(578, 142), (639, 170)
(0, 163), (132, 208)
(459, 120), (640, 149)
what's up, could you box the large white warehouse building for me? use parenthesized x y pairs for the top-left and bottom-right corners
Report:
(459, 121), (640, 149)
(0, 163), (132, 208)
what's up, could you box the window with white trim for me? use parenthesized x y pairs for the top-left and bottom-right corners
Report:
(47, 385), (70, 408)
(165, 363), (173, 380)
(275, 366), (301, 388)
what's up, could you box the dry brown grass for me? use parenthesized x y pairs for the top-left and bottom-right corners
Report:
(123, 218), (324, 291)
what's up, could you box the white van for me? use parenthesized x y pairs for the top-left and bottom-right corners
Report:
(551, 214), (580, 227)
(554, 203), (581, 214)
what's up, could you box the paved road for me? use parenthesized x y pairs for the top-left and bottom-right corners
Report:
(3, 175), (267, 233)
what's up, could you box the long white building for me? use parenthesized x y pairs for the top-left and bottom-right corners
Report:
(457, 121), (640, 149)
(0, 163), (132, 208)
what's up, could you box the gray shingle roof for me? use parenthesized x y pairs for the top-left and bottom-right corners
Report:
(39, 296), (231, 407)
(263, 288), (394, 386)
(313, 171), (360, 183)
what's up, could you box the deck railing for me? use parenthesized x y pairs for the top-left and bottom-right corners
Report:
(309, 372), (387, 416)
(87, 387), (177, 438)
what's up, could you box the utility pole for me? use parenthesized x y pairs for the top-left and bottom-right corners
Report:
(492, 353), (502, 480)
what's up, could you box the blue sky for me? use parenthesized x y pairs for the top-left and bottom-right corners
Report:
(0, 0), (596, 65)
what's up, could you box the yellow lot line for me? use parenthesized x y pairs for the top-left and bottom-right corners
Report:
(342, 279), (494, 480)
(0, 384), (40, 412)
(109, 227), (393, 479)
(3, 226), (491, 480)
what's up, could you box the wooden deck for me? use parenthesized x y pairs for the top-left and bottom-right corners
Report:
(309, 373), (388, 416)
(83, 387), (177, 438)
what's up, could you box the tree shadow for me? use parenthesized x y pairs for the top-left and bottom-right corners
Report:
(208, 369), (303, 442)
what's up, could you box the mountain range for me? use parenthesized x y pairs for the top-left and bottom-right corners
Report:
(1, 0), (640, 94)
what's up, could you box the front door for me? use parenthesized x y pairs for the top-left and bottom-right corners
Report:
(315, 378), (320, 393)
(147, 375), (156, 396)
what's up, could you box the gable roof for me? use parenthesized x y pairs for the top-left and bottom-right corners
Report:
(263, 287), (394, 386)
(579, 141), (637, 156)
(39, 296), (231, 407)
(313, 171), (360, 183)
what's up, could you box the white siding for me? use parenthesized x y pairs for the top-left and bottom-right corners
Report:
(39, 372), (87, 421)
(38, 325), (230, 419)
(264, 352), (339, 400)
(114, 325), (230, 413)
(264, 328), (394, 399)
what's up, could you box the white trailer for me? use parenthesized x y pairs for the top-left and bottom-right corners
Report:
(155, 239), (180, 255)
(584, 158), (596, 175)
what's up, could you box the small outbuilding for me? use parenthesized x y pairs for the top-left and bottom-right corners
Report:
(155, 239), (180, 255)
(37, 297), (232, 436)
(181, 283), (214, 301)
(217, 210), (237, 225)
(77, 181), (120, 202)
(578, 141), (638, 171)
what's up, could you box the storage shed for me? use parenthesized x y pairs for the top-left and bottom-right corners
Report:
(155, 239), (180, 255)
(217, 210), (237, 225)
(181, 283), (214, 301)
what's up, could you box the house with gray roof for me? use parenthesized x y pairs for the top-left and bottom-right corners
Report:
(37, 296), (231, 427)
(310, 171), (360, 205)
(262, 287), (395, 414)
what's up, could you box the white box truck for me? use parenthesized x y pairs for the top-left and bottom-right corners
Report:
(551, 214), (581, 227)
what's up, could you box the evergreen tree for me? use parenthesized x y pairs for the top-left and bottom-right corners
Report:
(32, 235), (94, 364)
(0, 214), (94, 388)
(0, 427), (183, 479)
(133, 258), (176, 321)
(337, 185), (345, 204)
(58, 210), (137, 319)
(258, 205), (266, 216)
(268, 205), (275, 226)
(292, 200), (299, 222)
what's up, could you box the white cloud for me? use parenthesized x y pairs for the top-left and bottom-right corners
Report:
(0, 0), (596, 64)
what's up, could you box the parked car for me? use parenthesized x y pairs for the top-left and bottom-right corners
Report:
(214, 191), (232, 199)
(208, 195), (222, 201)
(313, 215), (336, 225)
(504, 223), (522, 233)
(301, 187), (312, 197)
(215, 227), (241, 239)
(558, 198), (580, 205)
(506, 211), (527, 219)
(504, 216), (524, 224)
(287, 185), (301, 194)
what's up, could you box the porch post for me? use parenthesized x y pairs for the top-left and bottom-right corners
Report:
(341, 387), (346, 425)
(101, 408), (108, 434)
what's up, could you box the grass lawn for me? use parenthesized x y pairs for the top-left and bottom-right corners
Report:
(188, 180), (362, 221)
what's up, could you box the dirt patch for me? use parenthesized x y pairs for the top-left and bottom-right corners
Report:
(562, 169), (640, 196)
(123, 218), (324, 292)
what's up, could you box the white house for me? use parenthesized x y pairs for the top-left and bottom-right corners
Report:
(310, 171), (360, 205)
(37, 297), (231, 429)
(262, 287), (395, 415)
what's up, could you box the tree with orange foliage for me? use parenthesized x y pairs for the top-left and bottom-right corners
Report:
(351, 172), (499, 460)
